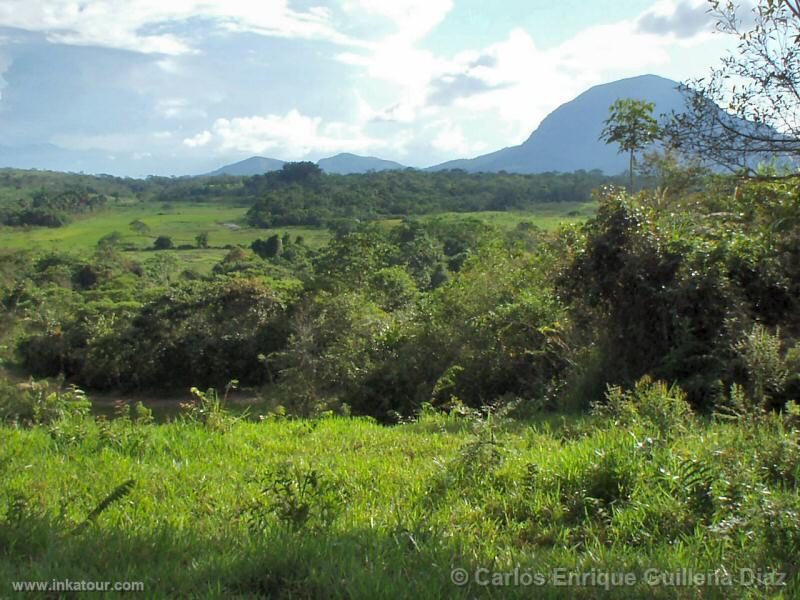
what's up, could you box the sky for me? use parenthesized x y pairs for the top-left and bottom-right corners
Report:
(0, 0), (737, 176)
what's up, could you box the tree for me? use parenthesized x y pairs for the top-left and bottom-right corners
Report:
(638, 148), (708, 200)
(153, 235), (174, 250)
(97, 231), (123, 250)
(600, 99), (661, 191)
(195, 231), (209, 249)
(277, 161), (323, 185)
(668, 0), (800, 175)
(251, 234), (282, 259)
(129, 219), (150, 236)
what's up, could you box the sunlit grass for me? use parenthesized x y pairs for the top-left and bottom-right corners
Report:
(0, 407), (796, 598)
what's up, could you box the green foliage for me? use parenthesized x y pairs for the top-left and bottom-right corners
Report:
(0, 378), (90, 426)
(251, 234), (282, 258)
(560, 181), (800, 408)
(0, 410), (798, 597)
(246, 464), (347, 532)
(367, 266), (418, 311)
(129, 219), (150, 236)
(270, 292), (389, 417)
(195, 230), (209, 248)
(600, 98), (661, 190)
(245, 169), (622, 228)
(73, 479), (135, 534)
(152, 235), (174, 250)
(181, 381), (240, 431)
(0, 184), (108, 228)
(733, 324), (788, 410)
(594, 376), (693, 435)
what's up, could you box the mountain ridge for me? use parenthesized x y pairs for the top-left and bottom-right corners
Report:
(206, 75), (688, 177)
(205, 156), (286, 176)
(317, 153), (406, 174)
(427, 74), (687, 174)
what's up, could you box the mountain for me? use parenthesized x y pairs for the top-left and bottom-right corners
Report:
(428, 74), (688, 174)
(206, 153), (406, 176)
(206, 156), (286, 176)
(317, 153), (406, 174)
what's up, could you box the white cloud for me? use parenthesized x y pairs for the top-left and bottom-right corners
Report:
(429, 120), (486, 155)
(183, 130), (212, 148)
(164, 0), (730, 164)
(0, 0), (738, 169)
(349, 0), (726, 150)
(637, 0), (716, 38)
(343, 0), (454, 42)
(184, 109), (385, 159)
(156, 98), (205, 119)
(0, 0), (360, 54)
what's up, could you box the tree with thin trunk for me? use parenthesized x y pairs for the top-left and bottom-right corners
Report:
(600, 98), (661, 191)
(667, 0), (800, 176)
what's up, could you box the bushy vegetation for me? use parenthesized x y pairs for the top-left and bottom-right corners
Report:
(1, 2), (798, 595)
(1, 166), (799, 599)
(244, 167), (625, 227)
(1, 170), (798, 423)
(0, 186), (108, 228)
(0, 166), (623, 231)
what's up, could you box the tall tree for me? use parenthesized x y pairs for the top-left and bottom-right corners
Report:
(600, 99), (661, 191)
(668, 0), (800, 175)
(195, 231), (209, 249)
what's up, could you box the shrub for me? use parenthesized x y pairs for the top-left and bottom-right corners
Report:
(244, 464), (348, 532)
(180, 380), (239, 431)
(593, 376), (693, 436)
(733, 324), (788, 410)
(153, 235), (174, 250)
(0, 378), (90, 426)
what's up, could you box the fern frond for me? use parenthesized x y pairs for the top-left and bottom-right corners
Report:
(73, 479), (135, 534)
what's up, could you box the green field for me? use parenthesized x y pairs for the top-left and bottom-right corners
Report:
(0, 201), (594, 275)
(0, 201), (594, 251)
(1, 400), (797, 599)
(0, 203), (329, 253)
(416, 202), (598, 230)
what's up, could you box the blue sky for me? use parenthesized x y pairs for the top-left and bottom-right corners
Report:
(0, 0), (734, 176)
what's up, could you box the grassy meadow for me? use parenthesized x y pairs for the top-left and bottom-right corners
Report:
(416, 201), (598, 230)
(0, 203), (328, 250)
(0, 201), (593, 251)
(0, 394), (797, 599)
(0, 201), (593, 275)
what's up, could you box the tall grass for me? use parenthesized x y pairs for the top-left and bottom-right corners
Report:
(1, 381), (797, 598)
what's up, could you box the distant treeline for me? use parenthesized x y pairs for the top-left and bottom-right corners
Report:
(0, 165), (625, 228)
(0, 187), (108, 227)
(244, 164), (624, 227)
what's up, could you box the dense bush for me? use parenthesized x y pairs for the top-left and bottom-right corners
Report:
(3, 169), (799, 421)
(0, 186), (107, 228)
(17, 275), (299, 390)
(560, 181), (800, 409)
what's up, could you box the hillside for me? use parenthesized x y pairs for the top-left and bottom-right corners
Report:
(429, 74), (687, 174)
(206, 156), (286, 176)
(317, 153), (406, 174)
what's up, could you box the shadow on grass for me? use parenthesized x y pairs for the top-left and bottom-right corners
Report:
(4, 515), (791, 600)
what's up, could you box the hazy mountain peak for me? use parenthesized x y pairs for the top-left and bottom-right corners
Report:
(205, 156), (285, 176)
(429, 75), (687, 174)
(317, 153), (406, 174)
